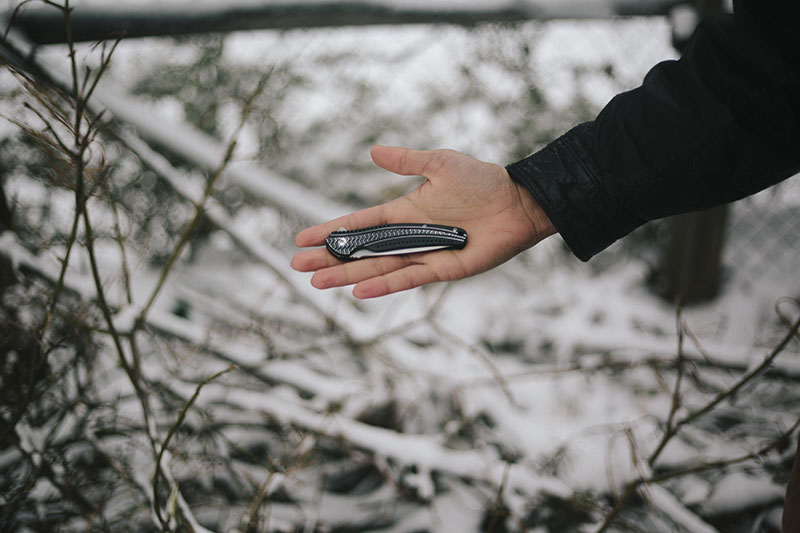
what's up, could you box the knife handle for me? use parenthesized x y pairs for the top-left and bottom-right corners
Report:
(325, 223), (467, 260)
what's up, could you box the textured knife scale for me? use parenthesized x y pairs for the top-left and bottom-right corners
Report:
(325, 223), (467, 260)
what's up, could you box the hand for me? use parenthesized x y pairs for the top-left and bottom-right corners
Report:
(291, 145), (556, 299)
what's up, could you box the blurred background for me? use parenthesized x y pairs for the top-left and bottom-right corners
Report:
(1, 1), (798, 532)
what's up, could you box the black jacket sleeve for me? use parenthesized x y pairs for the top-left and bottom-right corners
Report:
(505, 0), (800, 261)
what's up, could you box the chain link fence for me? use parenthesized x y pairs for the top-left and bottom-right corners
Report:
(724, 179), (800, 283)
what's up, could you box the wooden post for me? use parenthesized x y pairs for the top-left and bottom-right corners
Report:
(658, 205), (728, 302)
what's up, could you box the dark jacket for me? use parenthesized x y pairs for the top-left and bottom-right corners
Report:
(506, 0), (800, 261)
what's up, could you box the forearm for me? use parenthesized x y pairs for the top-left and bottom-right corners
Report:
(507, 4), (800, 261)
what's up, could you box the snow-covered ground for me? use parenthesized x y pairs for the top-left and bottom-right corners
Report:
(1, 7), (798, 533)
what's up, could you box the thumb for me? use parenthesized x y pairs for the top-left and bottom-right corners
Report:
(371, 145), (444, 177)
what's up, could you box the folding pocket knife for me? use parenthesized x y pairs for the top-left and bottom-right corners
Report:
(325, 223), (467, 260)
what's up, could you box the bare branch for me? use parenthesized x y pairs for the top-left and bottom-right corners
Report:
(596, 303), (800, 532)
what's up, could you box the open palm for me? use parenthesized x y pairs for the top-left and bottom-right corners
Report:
(291, 145), (555, 299)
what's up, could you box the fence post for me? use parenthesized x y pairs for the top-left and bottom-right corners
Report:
(657, 0), (727, 303)
(658, 205), (728, 302)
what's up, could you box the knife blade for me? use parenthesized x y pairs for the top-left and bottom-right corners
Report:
(325, 223), (467, 260)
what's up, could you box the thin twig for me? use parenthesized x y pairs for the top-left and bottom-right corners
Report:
(152, 365), (235, 526)
(676, 306), (800, 432)
(135, 71), (271, 326)
(648, 303), (686, 467)
(648, 415), (800, 485)
(431, 321), (519, 408)
(100, 177), (133, 304)
(776, 297), (800, 339)
(2, 0), (37, 40)
(244, 471), (278, 533)
(595, 304), (800, 532)
(19, 102), (73, 155)
(82, 38), (120, 105)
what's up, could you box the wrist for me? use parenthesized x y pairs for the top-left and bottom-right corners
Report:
(504, 168), (557, 245)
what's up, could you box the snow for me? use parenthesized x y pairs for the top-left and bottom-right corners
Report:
(702, 471), (786, 517)
(648, 485), (719, 533)
(2, 5), (799, 532)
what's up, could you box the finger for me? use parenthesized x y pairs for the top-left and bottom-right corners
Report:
(370, 145), (449, 178)
(310, 255), (412, 289)
(290, 248), (341, 272)
(352, 263), (440, 299)
(294, 203), (389, 247)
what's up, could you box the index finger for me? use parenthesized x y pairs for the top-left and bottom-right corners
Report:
(294, 203), (390, 247)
